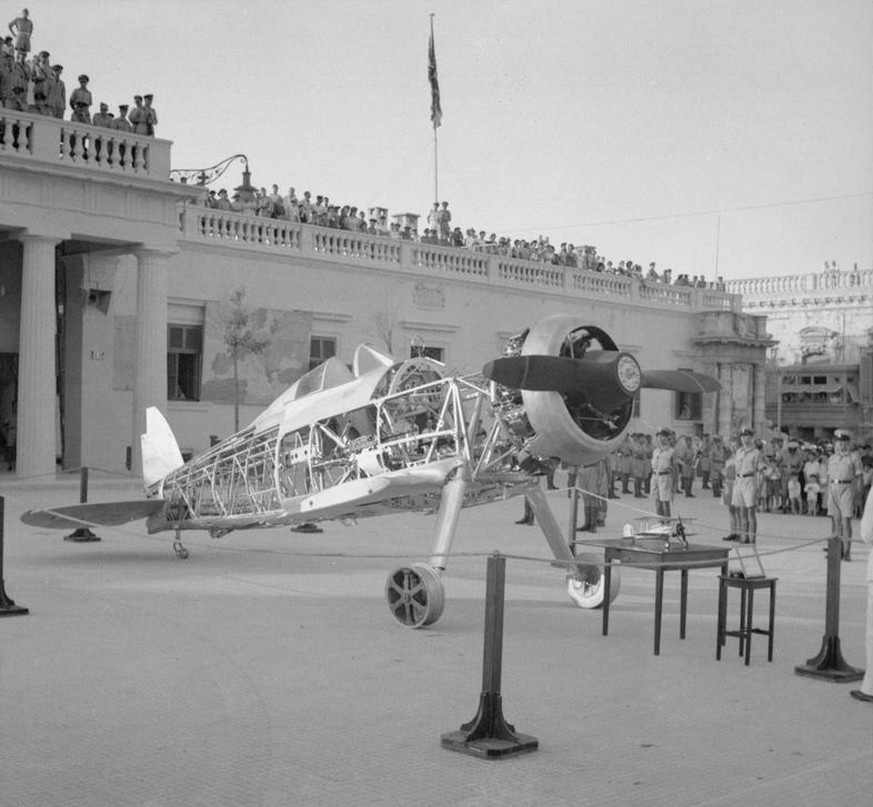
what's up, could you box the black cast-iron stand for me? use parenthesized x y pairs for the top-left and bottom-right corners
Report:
(795, 535), (863, 682)
(441, 552), (538, 758)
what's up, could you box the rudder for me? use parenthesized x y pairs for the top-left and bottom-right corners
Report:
(141, 407), (184, 487)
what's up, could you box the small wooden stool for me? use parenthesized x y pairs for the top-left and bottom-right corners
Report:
(717, 574), (777, 665)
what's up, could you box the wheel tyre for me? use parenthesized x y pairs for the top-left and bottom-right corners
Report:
(385, 563), (446, 628)
(566, 552), (620, 609)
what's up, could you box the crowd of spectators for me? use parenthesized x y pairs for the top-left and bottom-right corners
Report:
(605, 430), (873, 518)
(1, 10), (158, 135)
(196, 183), (727, 290)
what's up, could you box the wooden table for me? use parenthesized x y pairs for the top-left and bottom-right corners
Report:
(579, 538), (730, 655)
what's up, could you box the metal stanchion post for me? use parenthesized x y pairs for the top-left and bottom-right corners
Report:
(442, 553), (538, 758)
(64, 466), (100, 542)
(0, 495), (29, 616)
(794, 535), (863, 682)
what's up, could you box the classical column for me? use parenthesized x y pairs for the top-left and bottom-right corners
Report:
(753, 361), (767, 432)
(130, 248), (174, 475)
(16, 234), (61, 479)
(717, 362), (734, 439)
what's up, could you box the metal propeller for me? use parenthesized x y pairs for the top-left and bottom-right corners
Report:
(483, 352), (719, 414)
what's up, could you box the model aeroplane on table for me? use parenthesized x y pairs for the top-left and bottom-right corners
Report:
(22, 314), (718, 628)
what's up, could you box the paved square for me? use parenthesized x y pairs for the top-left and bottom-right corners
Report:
(1, 472), (870, 806)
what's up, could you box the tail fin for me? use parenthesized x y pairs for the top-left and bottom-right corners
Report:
(141, 407), (184, 487)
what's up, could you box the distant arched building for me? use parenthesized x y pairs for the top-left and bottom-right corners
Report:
(726, 268), (873, 442)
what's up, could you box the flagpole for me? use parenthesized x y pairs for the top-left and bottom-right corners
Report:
(430, 13), (439, 204)
(434, 123), (439, 203)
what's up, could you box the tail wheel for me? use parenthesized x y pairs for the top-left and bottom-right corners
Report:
(566, 553), (620, 609)
(385, 563), (445, 628)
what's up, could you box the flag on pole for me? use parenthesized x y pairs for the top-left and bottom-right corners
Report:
(428, 22), (442, 129)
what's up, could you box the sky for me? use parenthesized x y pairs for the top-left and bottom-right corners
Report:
(28, 0), (873, 281)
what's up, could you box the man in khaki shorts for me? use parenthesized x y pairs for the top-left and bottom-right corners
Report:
(731, 428), (764, 543)
(827, 430), (863, 561)
(651, 429), (678, 519)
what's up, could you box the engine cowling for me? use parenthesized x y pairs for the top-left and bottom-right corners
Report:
(518, 315), (636, 466)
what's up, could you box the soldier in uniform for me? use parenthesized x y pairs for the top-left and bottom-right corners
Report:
(29, 49), (50, 112)
(698, 434), (712, 489)
(44, 63), (64, 118)
(129, 94), (147, 134)
(7, 49), (28, 110)
(641, 433), (653, 495)
(91, 102), (114, 127)
(731, 428), (765, 543)
(7, 8), (32, 55)
(779, 439), (804, 513)
(69, 73), (91, 123)
(631, 433), (647, 498)
(827, 430), (864, 561)
(709, 436), (726, 497)
(112, 104), (132, 131)
(675, 435), (697, 498)
(143, 93), (157, 136)
(650, 429), (678, 519)
(618, 435), (633, 493)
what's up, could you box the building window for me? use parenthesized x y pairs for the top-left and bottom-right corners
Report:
(168, 324), (202, 401)
(411, 345), (444, 362)
(310, 336), (337, 371)
(675, 368), (701, 420)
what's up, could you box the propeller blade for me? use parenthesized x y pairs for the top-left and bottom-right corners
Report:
(483, 356), (587, 393)
(483, 352), (643, 413)
(641, 370), (721, 394)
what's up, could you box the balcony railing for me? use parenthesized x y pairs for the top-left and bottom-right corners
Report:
(0, 108), (171, 179)
(727, 267), (873, 299)
(178, 205), (740, 313)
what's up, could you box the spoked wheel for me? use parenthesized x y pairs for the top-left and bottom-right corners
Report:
(566, 552), (620, 609)
(385, 563), (445, 628)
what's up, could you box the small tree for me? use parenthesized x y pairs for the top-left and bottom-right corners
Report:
(368, 304), (399, 354)
(223, 288), (269, 431)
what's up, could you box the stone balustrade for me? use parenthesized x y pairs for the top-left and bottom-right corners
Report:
(727, 267), (873, 299)
(178, 205), (740, 312)
(0, 108), (170, 178)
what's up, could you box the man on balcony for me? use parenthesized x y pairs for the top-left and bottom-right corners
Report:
(45, 63), (64, 118)
(69, 74), (92, 124)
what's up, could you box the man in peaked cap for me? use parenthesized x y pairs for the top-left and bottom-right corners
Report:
(650, 429), (679, 519)
(143, 93), (157, 136)
(827, 430), (864, 560)
(69, 74), (91, 123)
(731, 428), (764, 543)
(113, 103), (132, 131)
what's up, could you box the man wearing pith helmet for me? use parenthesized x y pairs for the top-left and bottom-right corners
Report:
(827, 430), (864, 561)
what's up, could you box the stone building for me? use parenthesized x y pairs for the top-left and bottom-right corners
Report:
(726, 267), (873, 442)
(0, 109), (771, 478)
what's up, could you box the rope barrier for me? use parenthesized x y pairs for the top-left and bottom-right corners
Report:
(2, 479), (856, 571)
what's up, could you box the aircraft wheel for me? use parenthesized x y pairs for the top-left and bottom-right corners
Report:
(566, 552), (620, 609)
(385, 563), (445, 628)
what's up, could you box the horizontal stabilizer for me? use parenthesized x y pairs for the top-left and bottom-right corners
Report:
(21, 500), (165, 530)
